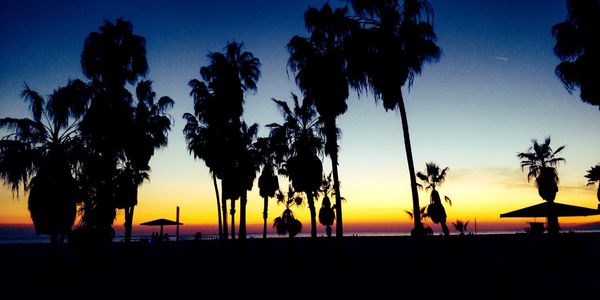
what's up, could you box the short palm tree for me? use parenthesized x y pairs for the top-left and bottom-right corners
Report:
(273, 186), (303, 238)
(552, 0), (600, 109)
(268, 93), (324, 238)
(585, 164), (600, 202)
(348, 0), (441, 235)
(288, 4), (357, 237)
(256, 137), (280, 239)
(517, 137), (566, 234)
(416, 162), (452, 236)
(318, 173), (336, 237)
(452, 220), (469, 235)
(0, 80), (88, 243)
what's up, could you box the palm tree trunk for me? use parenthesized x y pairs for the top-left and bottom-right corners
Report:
(324, 117), (344, 238)
(262, 196), (268, 239)
(239, 192), (247, 240)
(124, 205), (135, 243)
(230, 200), (236, 240)
(398, 97), (423, 235)
(213, 175), (223, 239)
(547, 201), (560, 235)
(221, 181), (228, 240)
(307, 192), (317, 238)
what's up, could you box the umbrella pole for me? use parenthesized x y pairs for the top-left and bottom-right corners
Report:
(160, 224), (164, 239)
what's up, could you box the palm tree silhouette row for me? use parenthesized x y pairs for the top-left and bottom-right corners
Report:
(184, 41), (261, 240)
(585, 164), (600, 203)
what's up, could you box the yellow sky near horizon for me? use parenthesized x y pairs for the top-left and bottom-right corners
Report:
(2, 159), (598, 234)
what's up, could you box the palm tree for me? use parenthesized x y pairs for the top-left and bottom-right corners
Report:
(184, 42), (260, 240)
(268, 94), (324, 238)
(452, 220), (469, 235)
(517, 137), (566, 234)
(288, 4), (358, 237)
(184, 79), (226, 239)
(237, 122), (261, 240)
(78, 18), (148, 241)
(552, 0), (600, 109)
(0, 80), (88, 243)
(347, 0), (441, 236)
(584, 164), (600, 203)
(256, 137), (280, 239)
(318, 173), (336, 237)
(416, 162), (452, 236)
(117, 80), (173, 243)
(273, 186), (303, 238)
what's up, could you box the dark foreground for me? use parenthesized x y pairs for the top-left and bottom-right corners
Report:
(1, 233), (600, 299)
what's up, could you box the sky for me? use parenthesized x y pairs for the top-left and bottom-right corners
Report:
(1, 0), (599, 236)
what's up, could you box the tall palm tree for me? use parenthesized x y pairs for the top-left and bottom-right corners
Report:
(517, 137), (566, 234)
(585, 164), (600, 202)
(348, 0), (441, 236)
(552, 0), (600, 109)
(268, 94), (324, 238)
(78, 18), (148, 241)
(237, 122), (260, 240)
(0, 80), (88, 243)
(288, 4), (357, 237)
(184, 79), (226, 239)
(256, 137), (280, 239)
(117, 80), (173, 243)
(184, 42), (260, 240)
(416, 162), (452, 236)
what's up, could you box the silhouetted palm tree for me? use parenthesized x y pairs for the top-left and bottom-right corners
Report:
(184, 79), (227, 239)
(0, 80), (88, 243)
(452, 220), (469, 235)
(517, 137), (566, 234)
(273, 187), (303, 238)
(288, 4), (357, 237)
(417, 162), (452, 236)
(237, 122), (261, 240)
(349, 0), (441, 235)
(552, 0), (600, 109)
(318, 173), (336, 237)
(78, 18), (148, 241)
(585, 164), (600, 202)
(184, 42), (261, 240)
(117, 80), (173, 243)
(256, 137), (280, 239)
(268, 94), (324, 238)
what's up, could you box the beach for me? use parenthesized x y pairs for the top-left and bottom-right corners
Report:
(1, 233), (599, 299)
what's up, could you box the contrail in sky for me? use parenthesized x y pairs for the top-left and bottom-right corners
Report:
(494, 56), (509, 61)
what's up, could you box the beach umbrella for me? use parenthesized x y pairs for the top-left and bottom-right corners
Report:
(140, 218), (183, 237)
(500, 202), (600, 218)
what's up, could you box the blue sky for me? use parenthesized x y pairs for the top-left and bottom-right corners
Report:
(1, 0), (599, 230)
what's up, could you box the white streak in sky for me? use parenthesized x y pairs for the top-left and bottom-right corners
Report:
(494, 56), (509, 61)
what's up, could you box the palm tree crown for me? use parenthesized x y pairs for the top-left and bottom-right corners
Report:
(552, 0), (600, 109)
(517, 137), (566, 202)
(585, 164), (600, 202)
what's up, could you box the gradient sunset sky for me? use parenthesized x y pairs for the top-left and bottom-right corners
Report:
(1, 0), (599, 234)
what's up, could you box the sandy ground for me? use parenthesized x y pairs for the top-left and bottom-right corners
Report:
(1, 233), (599, 299)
